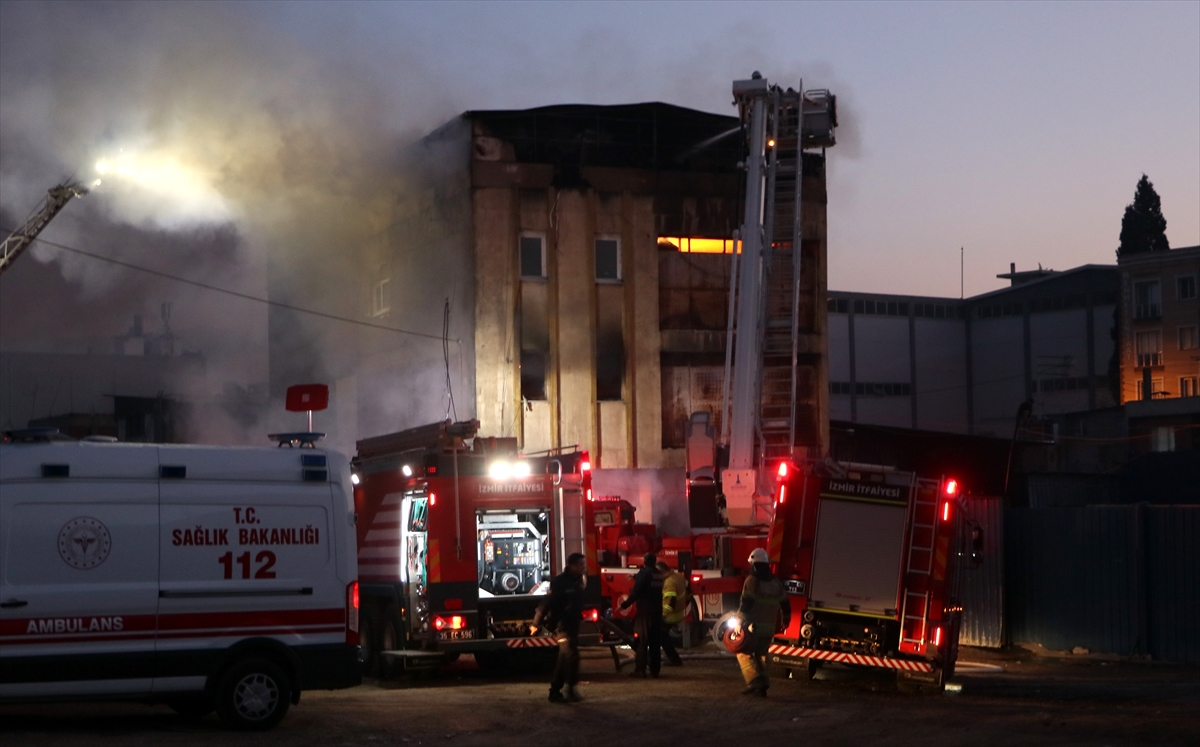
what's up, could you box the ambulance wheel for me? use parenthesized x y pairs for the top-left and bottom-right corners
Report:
(167, 697), (214, 718)
(216, 659), (292, 731)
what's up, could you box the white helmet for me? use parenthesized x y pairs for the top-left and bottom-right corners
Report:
(748, 548), (769, 564)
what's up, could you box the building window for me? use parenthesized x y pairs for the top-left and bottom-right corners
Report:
(1178, 275), (1197, 300)
(1133, 280), (1161, 320)
(1179, 326), (1198, 351)
(520, 234), (546, 279)
(1151, 426), (1176, 452)
(1139, 377), (1165, 400)
(1180, 377), (1198, 398)
(372, 277), (390, 317)
(1135, 330), (1163, 367)
(852, 381), (911, 396)
(595, 238), (621, 281)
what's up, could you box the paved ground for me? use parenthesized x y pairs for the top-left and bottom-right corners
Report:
(2, 646), (1198, 746)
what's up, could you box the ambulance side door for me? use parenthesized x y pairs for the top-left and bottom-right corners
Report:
(0, 452), (160, 698)
(156, 479), (338, 692)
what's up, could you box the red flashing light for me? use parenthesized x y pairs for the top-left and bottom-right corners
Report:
(691, 575), (702, 583)
(932, 625), (943, 647)
(779, 486), (787, 505)
(581, 461), (591, 472)
(778, 462), (789, 478)
(941, 501), (951, 522)
(587, 488), (593, 502)
(429, 492), (437, 506)
(584, 608), (600, 623)
(944, 478), (959, 497)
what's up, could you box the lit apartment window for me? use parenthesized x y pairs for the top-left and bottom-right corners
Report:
(1178, 275), (1197, 300)
(1179, 326), (1198, 351)
(1135, 330), (1162, 367)
(595, 238), (621, 281)
(1180, 377), (1198, 398)
(1133, 280), (1161, 320)
(372, 277), (390, 317)
(520, 234), (546, 279)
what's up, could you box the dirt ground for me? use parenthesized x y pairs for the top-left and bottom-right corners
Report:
(2, 646), (1198, 747)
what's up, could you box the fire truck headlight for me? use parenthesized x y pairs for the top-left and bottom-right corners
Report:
(350, 473), (360, 486)
(512, 461), (531, 478)
(402, 464), (413, 477)
(489, 461), (512, 480)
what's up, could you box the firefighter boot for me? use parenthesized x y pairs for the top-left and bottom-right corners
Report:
(548, 689), (567, 704)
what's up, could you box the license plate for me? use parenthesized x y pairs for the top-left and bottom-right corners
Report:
(441, 629), (475, 640)
(785, 579), (807, 595)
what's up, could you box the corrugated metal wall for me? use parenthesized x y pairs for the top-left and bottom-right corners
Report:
(1006, 505), (1200, 663)
(957, 497), (1004, 648)
(1145, 507), (1200, 663)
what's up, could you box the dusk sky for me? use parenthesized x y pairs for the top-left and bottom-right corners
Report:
(1, 0), (1198, 326)
(273, 0), (1200, 297)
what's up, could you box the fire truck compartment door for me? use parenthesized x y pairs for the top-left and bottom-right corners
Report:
(808, 496), (906, 616)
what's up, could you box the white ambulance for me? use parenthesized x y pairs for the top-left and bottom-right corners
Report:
(0, 433), (361, 730)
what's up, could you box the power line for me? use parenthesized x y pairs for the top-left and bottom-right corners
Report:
(0, 229), (453, 343)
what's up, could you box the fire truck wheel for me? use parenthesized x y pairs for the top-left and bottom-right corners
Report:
(380, 618), (401, 679)
(166, 697), (214, 718)
(359, 614), (379, 677)
(216, 658), (292, 731)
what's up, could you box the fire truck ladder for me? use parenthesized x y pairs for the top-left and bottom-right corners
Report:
(757, 87), (806, 465)
(899, 477), (942, 654)
(0, 182), (88, 276)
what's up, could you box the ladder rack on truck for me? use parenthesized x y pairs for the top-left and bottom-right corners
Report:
(764, 461), (965, 692)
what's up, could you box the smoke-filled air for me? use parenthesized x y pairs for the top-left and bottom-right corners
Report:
(0, 1), (470, 451)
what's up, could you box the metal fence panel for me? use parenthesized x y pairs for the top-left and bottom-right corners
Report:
(1006, 505), (1200, 662)
(1005, 507), (1142, 655)
(957, 497), (1004, 648)
(1146, 507), (1200, 663)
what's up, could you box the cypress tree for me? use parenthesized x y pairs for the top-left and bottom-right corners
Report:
(1117, 175), (1169, 257)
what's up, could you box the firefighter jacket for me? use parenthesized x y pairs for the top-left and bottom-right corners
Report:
(542, 570), (585, 634)
(661, 569), (691, 625)
(622, 565), (664, 619)
(739, 571), (785, 637)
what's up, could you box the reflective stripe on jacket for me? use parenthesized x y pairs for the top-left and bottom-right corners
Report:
(661, 570), (690, 624)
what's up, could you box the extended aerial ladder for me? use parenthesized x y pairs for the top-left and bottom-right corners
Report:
(0, 182), (88, 276)
(716, 73), (837, 526)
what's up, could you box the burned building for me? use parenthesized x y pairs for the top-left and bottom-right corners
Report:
(332, 101), (832, 517)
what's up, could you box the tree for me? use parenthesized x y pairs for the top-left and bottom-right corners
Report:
(1117, 175), (1169, 257)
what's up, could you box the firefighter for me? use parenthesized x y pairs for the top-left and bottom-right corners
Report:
(533, 552), (586, 703)
(656, 560), (688, 666)
(619, 552), (664, 678)
(736, 548), (787, 696)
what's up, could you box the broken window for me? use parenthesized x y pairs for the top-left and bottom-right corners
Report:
(520, 280), (549, 401)
(595, 237), (621, 281)
(596, 282), (625, 400)
(520, 234), (546, 279)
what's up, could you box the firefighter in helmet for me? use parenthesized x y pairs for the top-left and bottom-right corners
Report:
(735, 547), (787, 696)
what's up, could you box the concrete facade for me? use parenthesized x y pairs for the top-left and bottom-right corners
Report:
(827, 264), (1120, 437)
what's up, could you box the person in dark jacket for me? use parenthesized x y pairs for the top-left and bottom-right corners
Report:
(736, 548), (788, 696)
(619, 552), (664, 678)
(534, 552), (586, 703)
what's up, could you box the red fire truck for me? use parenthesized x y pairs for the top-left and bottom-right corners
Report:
(351, 420), (605, 673)
(762, 461), (964, 692)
